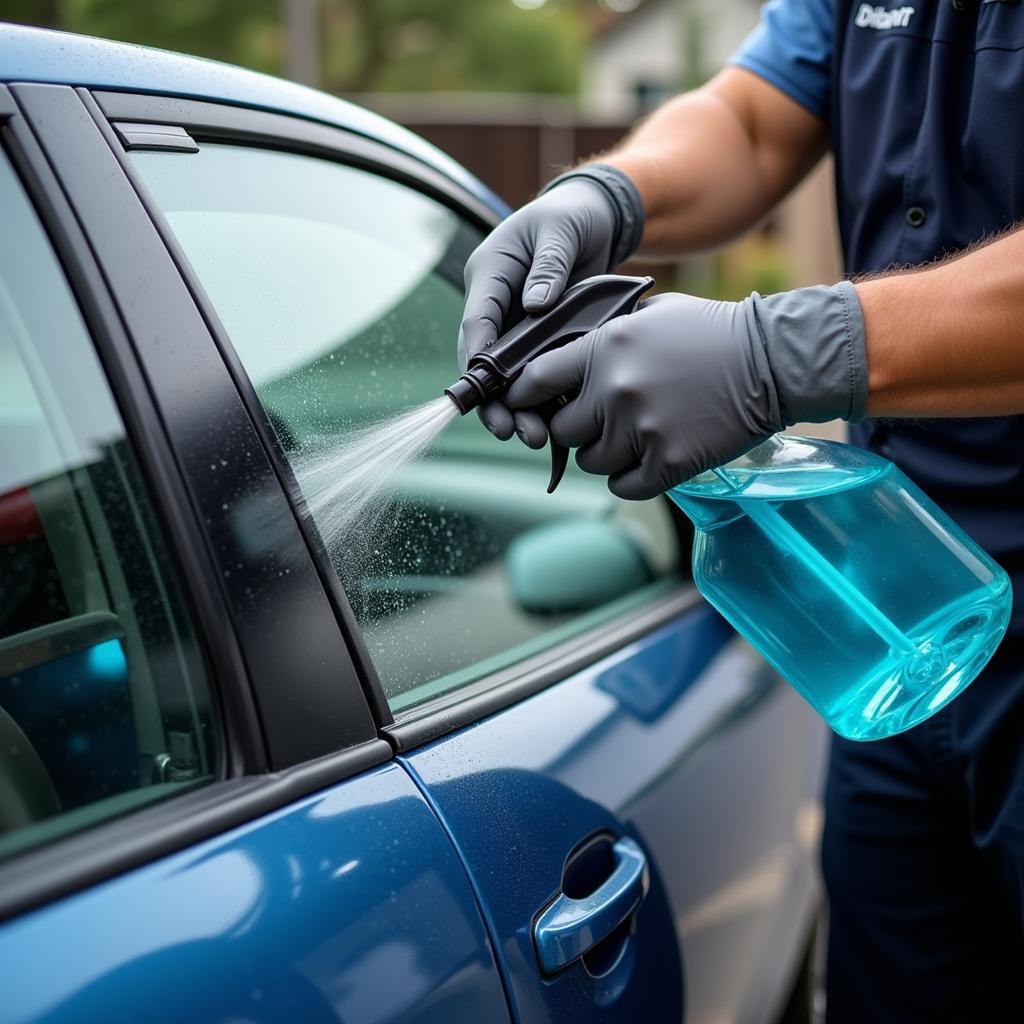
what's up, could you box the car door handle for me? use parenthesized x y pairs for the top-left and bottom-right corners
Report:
(533, 836), (650, 975)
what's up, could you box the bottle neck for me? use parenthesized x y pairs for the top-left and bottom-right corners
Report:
(665, 487), (743, 531)
(666, 436), (783, 529)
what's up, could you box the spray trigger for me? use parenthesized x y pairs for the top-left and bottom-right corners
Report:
(548, 441), (569, 493)
(444, 274), (656, 494)
(538, 394), (572, 492)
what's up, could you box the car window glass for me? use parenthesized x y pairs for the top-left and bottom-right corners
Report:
(0, 153), (218, 860)
(131, 143), (681, 712)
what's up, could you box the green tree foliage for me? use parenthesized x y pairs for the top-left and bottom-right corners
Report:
(2, 0), (281, 71)
(0, 0), (584, 94)
(323, 0), (582, 93)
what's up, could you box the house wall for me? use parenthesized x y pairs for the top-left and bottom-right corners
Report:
(582, 1), (681, 120)
(583, 0), (763, 120)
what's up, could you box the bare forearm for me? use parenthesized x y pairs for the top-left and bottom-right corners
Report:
(859, 227), (1024, 417)
(601, 68), (827, 259)
(602, 87), (776, 255)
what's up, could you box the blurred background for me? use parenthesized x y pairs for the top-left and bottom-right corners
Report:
(0, 0), (841, 299)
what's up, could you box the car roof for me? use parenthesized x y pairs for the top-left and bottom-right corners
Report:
(0, 22), (507, 214)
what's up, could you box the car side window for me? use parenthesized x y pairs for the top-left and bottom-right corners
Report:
(131, 142), (681, 712)
(0, 153), (218, 859)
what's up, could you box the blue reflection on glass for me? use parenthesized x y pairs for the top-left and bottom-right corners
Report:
(86, 639), (127, 680)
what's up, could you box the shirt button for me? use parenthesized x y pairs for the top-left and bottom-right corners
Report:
(906, 205), (927, 228)
(951, 0), (969, 11)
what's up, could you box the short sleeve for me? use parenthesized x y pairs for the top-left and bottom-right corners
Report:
(729, 0), (834, 120)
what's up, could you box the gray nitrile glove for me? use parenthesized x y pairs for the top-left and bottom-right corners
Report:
(504, 282), (867, 500)
(459, 164), (644, 444)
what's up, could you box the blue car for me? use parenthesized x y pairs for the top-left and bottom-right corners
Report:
(0, 24), (827, 1024)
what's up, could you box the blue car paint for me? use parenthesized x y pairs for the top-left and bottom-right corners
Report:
(0, 23), (509, 217)
(0, 763), (511, 1024)
(404, 607), (824, 1023)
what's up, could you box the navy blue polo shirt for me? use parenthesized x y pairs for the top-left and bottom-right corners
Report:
(732, 0), (1024, 633)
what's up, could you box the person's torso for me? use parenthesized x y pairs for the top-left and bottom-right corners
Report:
(830, 0), (1024, 628)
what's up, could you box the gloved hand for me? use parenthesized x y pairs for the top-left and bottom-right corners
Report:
(459, 164), (644, 445)
(505, 282), (867, 500)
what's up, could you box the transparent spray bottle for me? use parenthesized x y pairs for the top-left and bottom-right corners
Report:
(446, 275), (1013, 740)
(667, 435), (1011, 739)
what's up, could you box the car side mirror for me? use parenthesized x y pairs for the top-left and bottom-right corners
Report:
(507, 519), (654, 615)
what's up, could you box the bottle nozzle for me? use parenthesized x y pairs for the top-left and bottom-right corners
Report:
(444, 369), (492, 414)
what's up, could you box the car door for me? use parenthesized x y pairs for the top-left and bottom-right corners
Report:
(92, 87), (829, 1023)
(0, 83), (511, 1024)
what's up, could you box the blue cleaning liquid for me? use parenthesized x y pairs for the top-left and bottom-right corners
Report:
(668, 437), (1012, 740)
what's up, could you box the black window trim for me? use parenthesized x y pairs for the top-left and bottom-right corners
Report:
(12, 82), (380, 770)
(89, 88), (702, 751)
(92, 89), (500, 231)
(88, 90), (415, 732)
(0, 83), (394, 920)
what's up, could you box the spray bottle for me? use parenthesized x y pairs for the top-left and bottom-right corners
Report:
(444, 275), (1012, 740)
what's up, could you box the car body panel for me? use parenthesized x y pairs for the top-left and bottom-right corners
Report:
(0, 762), (511, 1024)
(405, 608), (825, 1024)
(0, 23), (508, 215)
